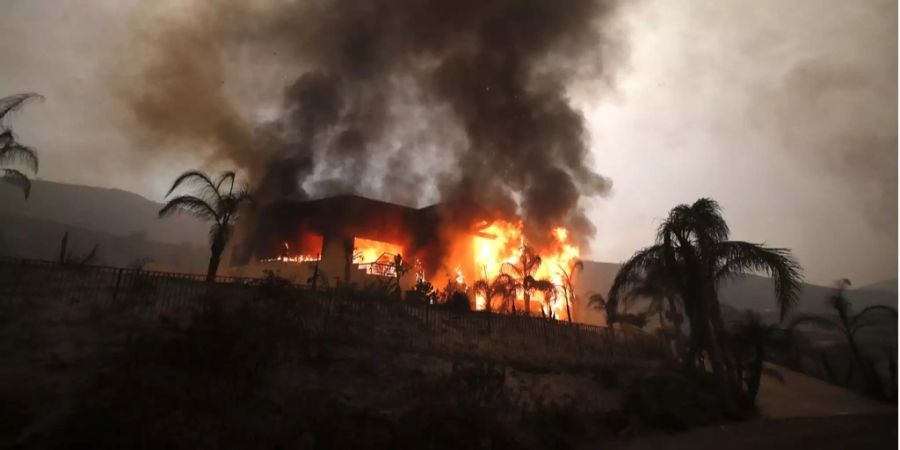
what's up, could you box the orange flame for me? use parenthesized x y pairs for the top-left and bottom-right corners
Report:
(354, 237), (404, 276)
(353, 237), (403, 263)
(261, 241), (320, 263)
(470, 220), (580, 320)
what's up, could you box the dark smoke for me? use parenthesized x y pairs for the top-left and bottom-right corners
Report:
(121, 0), (622, 245)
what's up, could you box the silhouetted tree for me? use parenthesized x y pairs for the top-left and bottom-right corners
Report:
(0, 93), (42, 198)
(391, 254), (410, 299)
(159, 170), (251, 282)
(57, 231), (99, 266)
(500, 245), (543, 315)
(557, 260), (582, 324)
(474, 272), (519, 314)
(609, 260), (687, 358)
(790, 278), (897, 399)
(589, 293), (648, 330)
(609, 198), (802, 405)
(728, 311), (788, 403)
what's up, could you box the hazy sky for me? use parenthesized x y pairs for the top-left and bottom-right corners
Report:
(1, 0), (896, 285)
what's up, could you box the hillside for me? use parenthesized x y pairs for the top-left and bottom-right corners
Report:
(0, 179), (207, 246)
(0, 212), (208, 271)
(859, 278), (897, 292)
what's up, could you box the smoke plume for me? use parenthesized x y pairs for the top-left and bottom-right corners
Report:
(118, 0), (622, 244)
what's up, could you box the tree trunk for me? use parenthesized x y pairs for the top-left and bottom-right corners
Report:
(206, 236), (225, 283)
(206, 249), (222, 283)
(700, 287), (741, 408)
(847, 333), (880, 398)
(524, 290), (531, 316)
(748, 344), (764, 401)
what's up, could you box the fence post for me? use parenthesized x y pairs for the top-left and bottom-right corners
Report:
(112, 268), (124, 303)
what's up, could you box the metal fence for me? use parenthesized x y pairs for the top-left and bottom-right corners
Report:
(0, 257), (666, 367)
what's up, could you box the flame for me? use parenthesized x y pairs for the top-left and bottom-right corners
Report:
(470, 220), (580, 320)
(354, 237), (404, 276)
(455, 265), (465, 285)
(261, 241), (320, 263)
(260, 216), (580, 321)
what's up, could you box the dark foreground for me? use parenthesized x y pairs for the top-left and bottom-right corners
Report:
(589, 413), (897, 450)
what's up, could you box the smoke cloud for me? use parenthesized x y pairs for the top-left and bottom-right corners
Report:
(117, 0), (622, 245)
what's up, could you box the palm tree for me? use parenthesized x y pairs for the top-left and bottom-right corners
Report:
(557, 261), (583, 324)
(500, 245), (544, 315)
(790, 278), (897, 398)
(1, 93), (42, 198)
(609, 198), (802, 403)
(473, 272), (517, 313)
(588, 293), (648, 329)
(728, 311), (788, 403)
(159, 170), (251, 282)
(613, 263), (687, 359)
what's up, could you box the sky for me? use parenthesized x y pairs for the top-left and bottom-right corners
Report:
(0, 0), (896, 286)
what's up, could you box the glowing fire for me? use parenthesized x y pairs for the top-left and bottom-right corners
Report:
(261, 216), (580, 322)
(470, 220), (580, 320)
(262, 241), (320, 263)
(354, 237), (404, 275)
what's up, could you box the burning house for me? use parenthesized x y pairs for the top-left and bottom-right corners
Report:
(126, 0), (619, 322)
(239, 194), (581, 320)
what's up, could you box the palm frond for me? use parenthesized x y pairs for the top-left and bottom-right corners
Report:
(656, 203), (691, 243)
(215, 171), (236, 193)
(855, 305), (897, 320)
(588, 293), (607, 309)
(608, 244), (666, 306)
(518, 245), (542, 274)
(687, 198), (729, 242)
(528, 278), (556, 295)
(79, 244), (100, 265)
(0, 93), (42, 124)
(714, 241), (803, 320)
(500, 261), (524, 278)
(0, 141), (39, 173)
(1, 168), (31, 198)
(164, 170), (220, 201)
(472, 279), (489, 292)
(158, 195), (218, 221)
(851, 305), (897, 335)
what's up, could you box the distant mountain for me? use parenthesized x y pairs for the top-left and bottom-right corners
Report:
(574, 260), (897, 326)
(858, 278), (897, 293)
(0, 179), (207, 246)
(0, 212), (208, 271)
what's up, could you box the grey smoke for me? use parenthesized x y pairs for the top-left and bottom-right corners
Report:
(118, 0), (622, 245)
